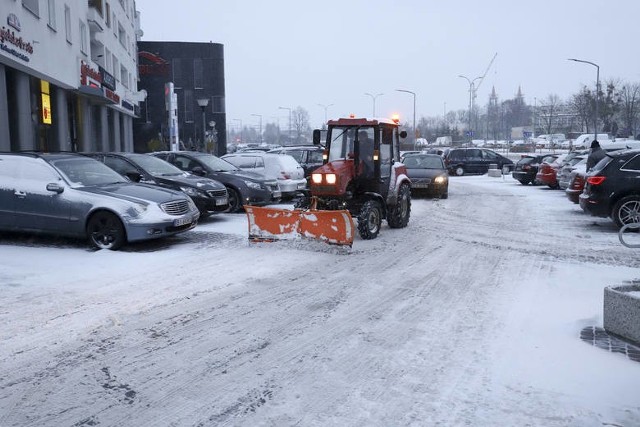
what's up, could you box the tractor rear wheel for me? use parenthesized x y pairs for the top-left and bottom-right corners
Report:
(388, 183), (411, 228)
(358, 200), (382, 240)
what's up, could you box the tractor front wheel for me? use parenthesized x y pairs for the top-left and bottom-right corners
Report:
(388, 183), (411, 229)
(358, 200), (382, 240)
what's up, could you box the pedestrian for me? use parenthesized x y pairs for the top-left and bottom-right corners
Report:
(586, 140), (606, 171)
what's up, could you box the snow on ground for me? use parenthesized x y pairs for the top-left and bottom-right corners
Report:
(0, 174), (639, 426)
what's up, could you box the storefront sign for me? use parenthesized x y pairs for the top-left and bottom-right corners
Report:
(40, 80), (52, 125)
(99, 66), (116, 91)
(1, 17), (33, 62)
(80, 60), (102, 87)
(7, 14), (21, 31)
(121, 100), (134, 111)
(138, 51), (170, 76)
(104, 88), (120, 104)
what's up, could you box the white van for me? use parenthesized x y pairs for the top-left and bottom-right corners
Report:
(572, 133), (611, 149)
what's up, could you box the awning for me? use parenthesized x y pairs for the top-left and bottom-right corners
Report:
(77, 85), (114, 104)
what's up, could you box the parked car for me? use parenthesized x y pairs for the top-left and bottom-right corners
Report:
(0, 152), (199, 250)
(558, 155), (587, 190)
(565, 163), (587, 204)
(85, 152), (229, 217)
(268, 146), (325, 178)
(579, 148), (640, 228)
(151, 151), (281, 213)
(512, 154), (550, 185)
(443, 148), (514, 176)
(535, 154), (564, 189)
(401, 153), (449, 198)
(221, 152), (306, 200)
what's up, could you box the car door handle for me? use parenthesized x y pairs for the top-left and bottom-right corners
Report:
(14, 190), (26, 198)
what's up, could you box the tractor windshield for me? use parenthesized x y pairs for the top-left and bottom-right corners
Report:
(328, 126), (375, 162)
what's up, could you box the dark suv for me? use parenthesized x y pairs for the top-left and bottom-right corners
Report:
(443, 148), (514, 176)
(579, 148), (640, 228)
(268, 146), (324, 178)
(152, 151), (281, 212)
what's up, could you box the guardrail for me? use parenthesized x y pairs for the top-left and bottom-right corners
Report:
(619, 222), (640, 248)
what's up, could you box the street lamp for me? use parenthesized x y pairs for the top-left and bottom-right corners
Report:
(251, 113), (263, 144)
(364, 93), (383, 117)
(568, 58), (600, 141)
(232, 118), (242, 144)
(196, 98), (209, 151)
(396, 89), (416, 149)
(278, 106), (292, 145)
(458, 75), (481, 144)
(317, 103), (334, 127)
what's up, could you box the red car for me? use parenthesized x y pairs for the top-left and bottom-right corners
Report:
(535, 155), (562, 189)
(565, 164), (587, 204)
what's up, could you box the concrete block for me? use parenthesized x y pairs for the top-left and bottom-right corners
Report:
(487, 169), (502, 177)
(604, 283), (640, 345)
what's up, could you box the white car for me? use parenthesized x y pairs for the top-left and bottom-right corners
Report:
(222, 152), (307, 199)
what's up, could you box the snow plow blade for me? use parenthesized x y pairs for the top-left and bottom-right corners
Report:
(244, 205), (355, 247)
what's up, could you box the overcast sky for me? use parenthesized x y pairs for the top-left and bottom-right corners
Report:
(135, 0), (640, 131)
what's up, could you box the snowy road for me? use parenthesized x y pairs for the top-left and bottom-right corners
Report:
(1, 175), (639, 426)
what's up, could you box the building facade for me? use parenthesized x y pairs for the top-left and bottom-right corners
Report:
(134, 41), (226, 156)
(0, 0), (143, 152)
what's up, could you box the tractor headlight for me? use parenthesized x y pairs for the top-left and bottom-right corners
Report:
(312, 173), (323, 184)
(326, 174), (337, 184)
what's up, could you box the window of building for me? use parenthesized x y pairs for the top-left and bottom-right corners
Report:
(112, 55), (119, 80)
(118, 23), (126, 48)
(112, 12), (117, 36)
(105, 47), (112, 72)
(120, 65), (128, 88)
(79, 20), (87, 54)
(211, 96), (225, 113)
(193, 59), (204, 89)
(172, 59), (182, 87)
(105, 2), (111, 28)
(22, 0), (40, 17)
(88, 0), (103, 17)
(184, 90), (194, 123)
(64, 5), (71, 42)
(47, 0), (56, 30)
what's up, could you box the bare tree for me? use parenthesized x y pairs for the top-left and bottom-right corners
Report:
(538, 94), (562, 135)
(292, 106), (311, 144)
(618, 82), (640, 138)
(569, 87), (593, 133)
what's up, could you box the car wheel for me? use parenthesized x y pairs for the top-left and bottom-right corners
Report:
(455, 166), (465, 176)
(612, 195), (640, 228)
(226, 187), (243, 213)
(440, 192), (448, 199)
(388, 183), (411, 229)
(358, 200), (382, 240)
(87, 211), (126, 250)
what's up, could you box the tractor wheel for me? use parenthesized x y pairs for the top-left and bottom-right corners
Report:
(357, 200), (382, 240)
(388, 183), (411, 229)
(612, 195), (640, 228)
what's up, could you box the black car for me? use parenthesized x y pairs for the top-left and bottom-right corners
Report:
(512, 154), (556, 185)
(402, 153), (449, 198)
(152, 151), (281, 213)
(579, 148), (640, 228)
(268, 146), (325, 178)
(443, 148), (514, 176)
(86, 152), (229, 217)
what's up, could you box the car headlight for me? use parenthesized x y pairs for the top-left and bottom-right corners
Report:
(434, 176), (447, 184)
(127, 203), (148, 217)
(244, 180), (262, 190)
(180, 186), (205, 197)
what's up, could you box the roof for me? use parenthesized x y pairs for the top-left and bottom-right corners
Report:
(327, 117), (397, 126)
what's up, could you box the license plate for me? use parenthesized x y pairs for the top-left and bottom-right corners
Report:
(297, 183), (307, 189)
(412, 183), (430, 188)
(174, 216), (193, 227)
(216, 197), (228, 206)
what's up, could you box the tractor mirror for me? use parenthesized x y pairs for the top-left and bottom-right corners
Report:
(399, 130), (408, 139)
(312, 129), (321, 145)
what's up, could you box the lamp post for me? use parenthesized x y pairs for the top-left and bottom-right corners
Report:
(317, 103), (334, 128)
(458, 75), (481, 144)
(364, 93), (383, 117)
(568, 58), (600, 141)
(396, 89), (416, 149)
(278, 106), (292, 145)
(251, 113), (262, 144)
(232, 118), (242, 144)
(196, 98), (209, 151)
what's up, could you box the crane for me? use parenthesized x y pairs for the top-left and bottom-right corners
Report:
(472, 52), (497, 103)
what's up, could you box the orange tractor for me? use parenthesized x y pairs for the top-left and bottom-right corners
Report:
(244, 116), (412, 246)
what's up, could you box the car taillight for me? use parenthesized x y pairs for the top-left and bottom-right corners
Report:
(586, 176), (606, 185)
(522, 165), (530, 170)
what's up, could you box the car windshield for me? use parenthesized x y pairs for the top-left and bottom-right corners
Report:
(128, 154), (185, 176)
(517, 157), (536, 165)
(51, 157), (128, 186)
(197, 155), (239, 172)
(404, 156), (443, 169)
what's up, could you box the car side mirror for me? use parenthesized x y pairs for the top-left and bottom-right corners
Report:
(46, 182), (64, 193)
(125, 171), (142, 183)
(191, 166), (206, 176)
(400, 131), (408, 139)
(312, 129), (321, 145)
